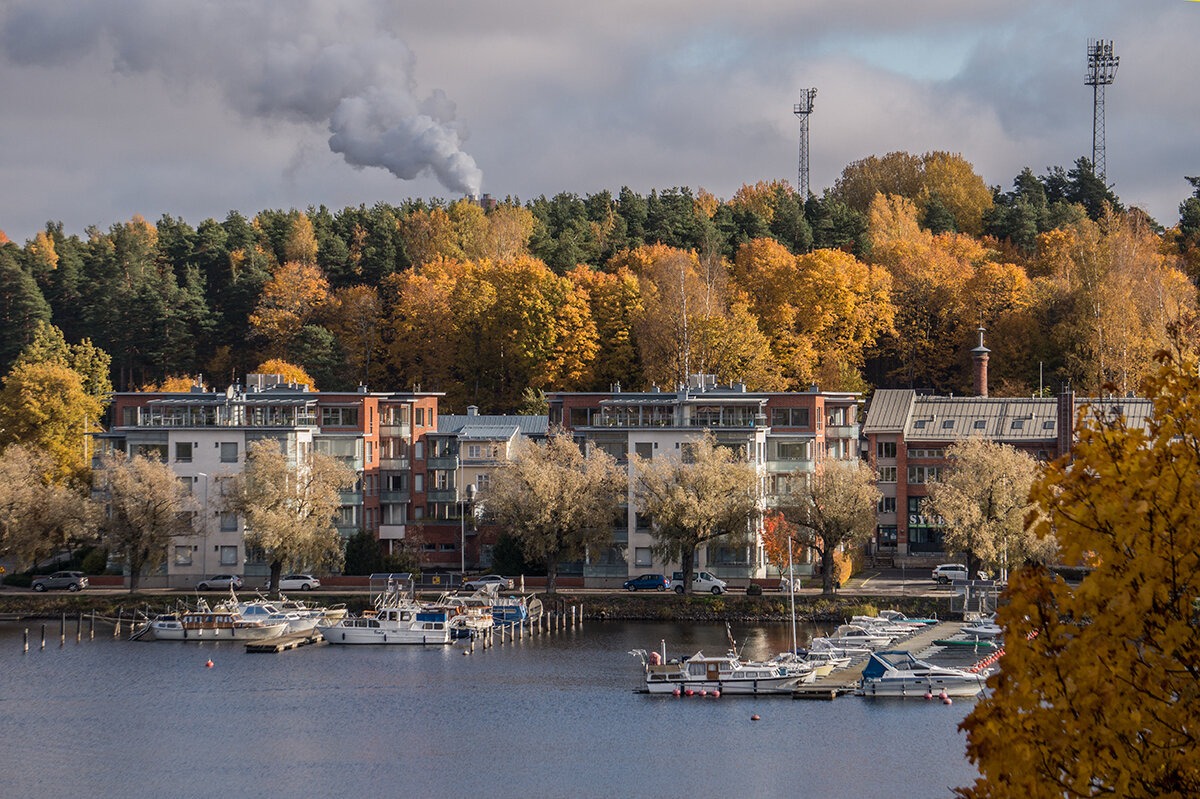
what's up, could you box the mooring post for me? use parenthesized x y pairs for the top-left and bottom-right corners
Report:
(40, 624), (46, 650)
(114, 610), (121, 637)
(90, 610), (95, 640)
(60, 612), (65, 646)
(23, 628), (28, 653)
(76, 611), (82, 643)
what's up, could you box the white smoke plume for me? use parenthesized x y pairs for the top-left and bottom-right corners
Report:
(0, 0), (483, 196)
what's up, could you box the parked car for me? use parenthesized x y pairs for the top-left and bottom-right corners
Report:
(463, 574), (513, 591)
(668, 570), (727, 595)
(623, 573), (669, 591)
(932, 563), (969, 584)
(277, 574), (320, 591)
(32, 571), (88, 592)
(196, 574), (243, 591)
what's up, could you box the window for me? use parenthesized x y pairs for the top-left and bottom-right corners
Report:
(415, 407), (425, 426)
(218, 546), (238, 566)
(336, 506), (357, 527)
(1042, 421), (1055, 430)
(433, 470), (450, 490)
(174, 546), (193, 566)
(913, 420), (927, 429)
(1011, 419), (1026, 430)
(439, 542), (456, 552)
(877, 441), (896, 459)
(878, 466), (897, 483)
(175, 442), (193, 463)
(122, 407), (138, 427)
(593, 441), (626, 461)
(414, 441), (424, 460)
(365, 441), (372, 463)
(908, 465), (943, 484)
(770, 407), (810, 427)
(321, 407), (360, 427)
(776, 440), (811, 460)
(414, 506), (425, 520)
(973, 419), (986, 429)
(942, 419), (955, 429)
(219, 442), (238, 463)
(876, 525), (898, 545)
(476, 473), (490, 492)
(634, 442), (654, 460)
(219, 512), (238, 532)
(414, 474), (424, 493)
(635, 547), (652, 567)
(878, 496), (896, 513)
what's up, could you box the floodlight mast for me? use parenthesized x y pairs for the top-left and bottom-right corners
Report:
(793, 88), (817, 199)
(1085, 39), (1118, 183)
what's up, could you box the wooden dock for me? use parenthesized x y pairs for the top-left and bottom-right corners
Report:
(792, 621), (969, 700)
(245, 630), (326, 653)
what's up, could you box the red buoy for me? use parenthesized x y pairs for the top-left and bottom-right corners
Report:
(712, 690), (720, 698)
(943, 697), (953, 705)
(750, 714), (760, 721)
(205, 659), (214, 668)
(672, 688), (681, 697)
(924, 691), (933, 700)
(685, 689), (694, 696)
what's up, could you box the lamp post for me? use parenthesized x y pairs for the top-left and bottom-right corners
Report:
(458, 453), (465, 576)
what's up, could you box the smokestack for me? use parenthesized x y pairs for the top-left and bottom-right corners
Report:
(971, 325), (991, 398)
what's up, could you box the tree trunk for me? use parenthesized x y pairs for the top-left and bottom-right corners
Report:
(680, 545), (695, 594)
(128, 548), (142, 594)
(820, 546), (836, 596)
(545, 556), (558, 594)
(269, 559), (283, 597)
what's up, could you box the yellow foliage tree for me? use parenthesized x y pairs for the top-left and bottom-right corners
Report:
(139, 375), (200, 392)
(959, 348), (1200, 797)
(249, 261), (330, 356)
(0, 362), (104, 483)
(253, 359), (317, 390)
(283, 212), (318, 266)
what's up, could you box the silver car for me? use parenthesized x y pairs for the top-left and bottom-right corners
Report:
(32, 571), (88, 592)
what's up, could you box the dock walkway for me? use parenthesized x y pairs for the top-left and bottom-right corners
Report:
(245, 630), (325, 653)
(792, 621), (968, 700)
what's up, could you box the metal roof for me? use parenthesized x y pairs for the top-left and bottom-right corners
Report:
(862, 389), (915, 433)
(437, 414), (549, 439)
(904, 396), (1058, 442)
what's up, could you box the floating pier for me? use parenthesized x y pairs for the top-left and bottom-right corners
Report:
(792, 621), (971, 700)
(245, 630), (326, 653)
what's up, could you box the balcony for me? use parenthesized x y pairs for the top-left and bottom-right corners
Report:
(426, 455), (459, 470)
(380, 490), (410, 503)
(425, 488), (458, 503)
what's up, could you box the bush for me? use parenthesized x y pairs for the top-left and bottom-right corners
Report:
(746, 583), (763, 596)
(80, 549), (108, 575)
(2, 573), (32, 588)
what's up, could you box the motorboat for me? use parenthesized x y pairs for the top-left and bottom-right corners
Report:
(878, 609), (938, 626)
(148, 608), (288, 641)
(807, 637), (871, 659)
(278, 597), (348, 624)
(638, 649), (809, 695)
(960, 613), (1003, 639)
(824, 624), (897, 649)
(850, 615), (923, 636)
(796, 648), (853, 676)
(234, 601), (317, 634)
(425, 593), (495, 639)
(765, 651), (820, 682)
(857, 650), (988, 697)
(317, 604), (451, 645)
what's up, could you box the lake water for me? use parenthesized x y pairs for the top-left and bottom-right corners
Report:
(0, 619), (981, 798)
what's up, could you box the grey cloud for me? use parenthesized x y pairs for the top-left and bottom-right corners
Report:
(0, 0), (482, 197)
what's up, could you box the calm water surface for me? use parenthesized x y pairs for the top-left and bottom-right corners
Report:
(0, 619), (981, 798)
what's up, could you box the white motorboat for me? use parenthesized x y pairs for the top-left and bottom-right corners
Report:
(878, 609), (938, 626)
(824, 624), (897, 649)
(857, 650), (988, 697)
(427, 593), (495, 638)
(148, 609), (288, 641)
(850, 615), (923, 636)
(807, 637), (871, 659)
(278, 597), (348, 624)
(234, 600), (318, 634)
(317, 604), (451, 645)
(960, 613), (1003, 639)
(639, 649), (808, 695)
(797, 649), (853, 676)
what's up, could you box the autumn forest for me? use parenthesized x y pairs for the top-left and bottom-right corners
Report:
(3, 151), (1200, 413)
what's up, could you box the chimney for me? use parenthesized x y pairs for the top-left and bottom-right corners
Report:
(971, 325), (991, 398)
(467, 405), (478, 416)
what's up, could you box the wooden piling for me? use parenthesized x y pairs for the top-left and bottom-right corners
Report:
(114, 610), (121, 637)
(90, 610), (95, 640)
(40, 624), (46, 650)
(60, 612), (65, 646)
(76, 611), (82, 643)
(23, 628), (28, 653)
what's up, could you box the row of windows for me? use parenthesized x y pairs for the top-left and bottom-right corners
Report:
(173, 544), (239, 567)
(911, 417), (1056, 432)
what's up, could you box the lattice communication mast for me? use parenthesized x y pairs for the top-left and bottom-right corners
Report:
(793, 88), (817, 198)
(1085, 39), (1118, 183)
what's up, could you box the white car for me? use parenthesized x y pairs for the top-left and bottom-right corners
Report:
(669, 570), (727, 595)
(932, 563), (969, 584)
(278, 573), (320, 591)
(463, 574), (514, 591)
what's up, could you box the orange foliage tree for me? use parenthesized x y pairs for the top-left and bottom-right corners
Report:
(253, 359), (317, 390)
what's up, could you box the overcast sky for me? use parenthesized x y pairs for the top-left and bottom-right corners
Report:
(1, 0), (1197, 243)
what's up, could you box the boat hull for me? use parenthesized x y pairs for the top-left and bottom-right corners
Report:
(644, 675), (801, 695)
(858, 676), (986, 697)
(150, 621), (288, 641)
(317, 623), (451, 645)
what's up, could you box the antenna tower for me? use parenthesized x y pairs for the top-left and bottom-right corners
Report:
(793, 88), (817, 198)
(1085, 39), (1118, 183)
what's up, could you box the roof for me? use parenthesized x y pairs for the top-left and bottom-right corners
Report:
(862, 389), (915, 433)
(436, 414), (549, 439)
(904, 396), (1058, 442)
